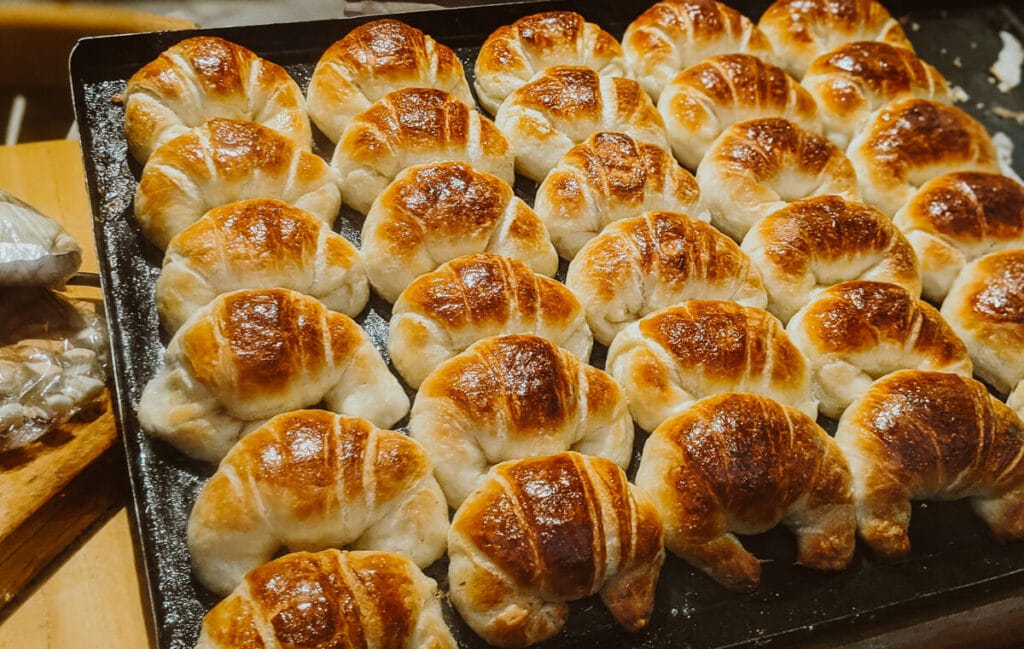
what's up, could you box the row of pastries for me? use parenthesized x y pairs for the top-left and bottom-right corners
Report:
(113, 0), (1024, 647)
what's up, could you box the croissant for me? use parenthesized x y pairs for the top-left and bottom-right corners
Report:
(331, 88), (513, 214)
(123, 36), (312, 162)
(448, 452), (664, 648)
(606, 300), (817, 432)
(941, 250), (1024, 396)
(474, 11), (631, 115)
(134, 118), (340, 249)
(835, 370), (1024, 558)
(138, 288), (409, 462)
(361, 161), (557, 303)
(494, 66), (669, 182)
(636, 393), (855, 591)
(408, 334), (633, 507)
(566, 211), (767, 346)
(306, 19), (474, 142)
(622, 0), (776, 101)
(194, 549), (456, 649)
(786, 280), (973, 419)
(658, 53), (820, 170)
(157, 198), (368, 333)
(802, 41), (951, 149)
(893, 172), (1024, 302)
(847, 98), (1000, 217)
(534, 132), (701, 259)
(188, 410), (447, 595)
(758, 0), (913, 80)
(388, 253), (592, 388)
(741, 195), (921, 324)
(696, 117), (859, 241)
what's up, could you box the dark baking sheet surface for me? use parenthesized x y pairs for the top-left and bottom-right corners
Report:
(70, 1), (1024, 648)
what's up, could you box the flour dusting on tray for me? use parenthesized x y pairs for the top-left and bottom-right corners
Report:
(990, 31), (1023, 92)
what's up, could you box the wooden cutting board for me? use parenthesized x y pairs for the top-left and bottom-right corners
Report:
(0, 139), (122, 608)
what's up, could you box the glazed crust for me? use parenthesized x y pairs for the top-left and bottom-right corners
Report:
(758, 0), (913, 79)
(658, 53), (820, 169)
(361, 161), (556, 302)
(307, 19), (474, 142)
(606, 300), (817, 432)
(157, 198), (367, 333)
(194, 550), (457, 649)
(409, 334), (633, 507)
(697, 117), (859, 241)
(474, 11), (631, 115)
(893, 172), (1024, 302)
(802, 41), (950, 149)
(124, 36), (312, 162)
(636, 393), (855, 591)
(134, 118), (340, 249)
(835, 370), (1024, 558)
(534, 132), (701, 259)
(388, 253), (592, 388)
(741, 195), (921, 323)
(622, 0), (776, 101)
(847, 98), (1000, 217)
(787, 280), (973, 418)
(188, 411), (448, 595)
(448, 452), (664, 648)
(566, 211), (767, 345)
(332, 88), (513, 214)
(941, 250), (1024, 394)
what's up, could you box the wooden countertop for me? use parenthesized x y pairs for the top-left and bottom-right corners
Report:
(0, 139), (1022, 649)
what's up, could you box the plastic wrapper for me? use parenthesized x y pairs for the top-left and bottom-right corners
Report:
(0, 189), (82, 288)
(0, 287), (109, 451)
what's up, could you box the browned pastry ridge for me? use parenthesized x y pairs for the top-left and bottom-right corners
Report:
(307, 18), (474, 142)
(622, 0), (776, 101)
(193, 550), (456, 649)
(893, 171), (1024, 302)
(123, 35), (312, 162)
(636, 393), (855, 591)
(448, 452), (664, 648)
(835, 370), (1024, 558)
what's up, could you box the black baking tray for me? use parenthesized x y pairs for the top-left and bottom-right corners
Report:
(69, 1), (1024, 648)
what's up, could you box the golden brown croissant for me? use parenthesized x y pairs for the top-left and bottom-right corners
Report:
(566, 210), (767, 345)
(124, 36), (312, 162)
(846, 98), (1000, 217)
(474, 11), (631, 115)
(786, 280), (973, 418)
(534, 131), (702, 259)
(388, 252), (592, 388)
(306, 19), (474, 142)
(622, 0), (776, 101)
(802, 41), (951, 149)
(448, 452), (664, 648)
(331, 88), (513, 214)
(636, 393), (855, 591)
(408, 334), (633, 507)
(133, 118), (340, 249)
(740, 195), (921, 323)
(188, 410), (447, 595)
(494, 66), (669, 182)
(659, 53), (820, 169)
(138, 288), (409, 462)
(360, 161), (557, 303)
(193, 549), (456, 649)
(696, 117), (859, 241)
(941, 250), (1024, 396)
(893, 171), (1024, 302)
(157, 198), (367, 333)
(759, 0), (913, 79)
(835, 370), (1024, 558)
(606, 300), (817, 432)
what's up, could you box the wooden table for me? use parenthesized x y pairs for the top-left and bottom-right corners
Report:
(0, 140), (1022, 649)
